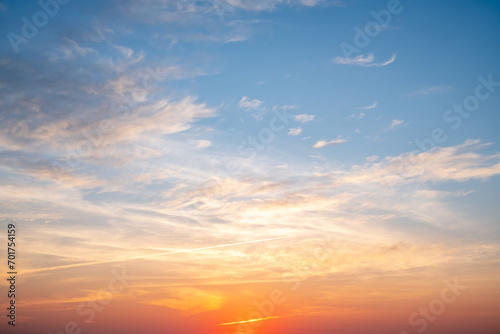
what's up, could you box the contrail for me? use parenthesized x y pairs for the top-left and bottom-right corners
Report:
(23, 235), (291, 275)
(219, 315), (284, 326)
(219, 311), (318, 326)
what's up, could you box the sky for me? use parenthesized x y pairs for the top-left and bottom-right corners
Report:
(0, 0), (500, 333)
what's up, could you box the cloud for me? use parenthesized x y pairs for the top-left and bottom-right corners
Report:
(387, 119), (407, 130)
(394, 139), (500, 183)
(115, 0), (339, 45)
(239, 96), (263, 110)
(196, 140), (212, 149)
(214, 0), (340, 11)
(57, 38), (98, 60)
(338, 139), (500, 185)
(313, 136), (347, 148)
(113, 45), (134, 58)
(252, 108), (267, 121)
(334, 54), (375, 65)
(334, 53), (396, 67)
(357, 101), (377, 110)
(3, 124), (500, 325)
(413, 189), (473, 199)
(405, 85), (453, 97)
(347, 112), (365, 119)
(300, 0), (324, 5)
(295, 114), (315, 123)
(288, 127), (303, 136)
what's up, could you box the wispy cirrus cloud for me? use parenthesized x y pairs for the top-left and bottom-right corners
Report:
(313, 135), (347, 148)
(295, 114), (315, 123)
(348, 112), (365, 119)
(405, 85), (453, 97)
(386, 119), (408, 131)
(357, 101), (377, 110)
(334, 53), (396, 67)
(239, 96), (263, 110)
(212, 0), (343, 11)
(288, 127), (303, 136)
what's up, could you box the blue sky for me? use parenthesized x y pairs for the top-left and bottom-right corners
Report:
(1, 1), (500, 333)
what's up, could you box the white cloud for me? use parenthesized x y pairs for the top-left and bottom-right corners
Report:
(239, 96), (263, 110)
(300, 0), (322, 5)
(348, 112), (365, 119)
(334, 139), (500, 186)
(196, 140), (212, 149)
(313, 136), (347, 148)
(357, 101), (377, 110)
(388, 119), (407, 130)
(334, 53), (396, 67)
(221, 0), (338, 11)
(389, 140), (500, 183)
(295, 114), (315, 123)
(288, 127), (303, 136)
(334, 54), (374, 65)
(366, 155), (379, 162)
(58, 38), (97, 59)
(113, 45), (134, 58)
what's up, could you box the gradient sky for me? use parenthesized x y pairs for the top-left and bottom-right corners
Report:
(1, 0), (500, 333)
